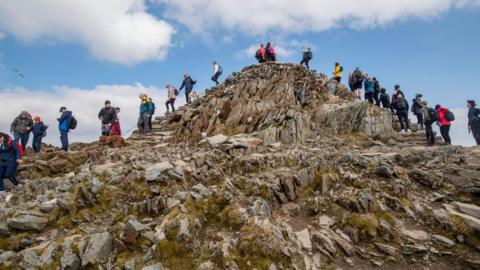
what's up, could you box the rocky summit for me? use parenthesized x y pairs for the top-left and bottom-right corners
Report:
(1, 63), (479, 270)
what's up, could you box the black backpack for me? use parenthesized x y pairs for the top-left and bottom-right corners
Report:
(68, 116), (77, 130)
(396, 97), (408, 110)
(151, 101), (156, 115)
(428, 108), (439, 122)
(445, 110), (455, 121)
(174, 88), (179, 96)
(339, 66), (344, 72)
(305, 51), (313, 60)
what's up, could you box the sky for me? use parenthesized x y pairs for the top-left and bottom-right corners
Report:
(0, 0), (479, 146)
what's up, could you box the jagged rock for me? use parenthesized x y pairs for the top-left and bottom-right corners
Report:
(375, 243), (397, 256)
(61, 252), (81, 270)
(197, 261), (217, 270)
(444, 204), (480, 231)
(408, 169), (443, 189)
(7, 211), (48, 231)
(142, 263), (165, 270)
(145, 162), (174, 181)
(401, 229), (429, 241)
(0, 222), (10, 237)
(177, 218), (190, 241)
(124, 219), (149, 243)
(375, 166), (393, 178)
(432, 235), (456, 247)
(81, 232), (113, 267)
(296, 228), (313, 251)
(312, 231), (336, 255)
(207, 134), (229, 146)
(318, 215), (334, 229)
(328, 230), (354, 256)
(452, 202), (480, 219)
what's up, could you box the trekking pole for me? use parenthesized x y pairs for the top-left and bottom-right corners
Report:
(122, 125), (138, 137)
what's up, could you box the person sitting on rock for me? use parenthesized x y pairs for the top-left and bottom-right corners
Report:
(110, 107), (122, 136)
(32, 116), (48, 153)
(0, 132), (22, 194)
(138, 94), (154, 134)
(467, 100), (480, 145)
(98, 100), (118, 136)
(10, 111), (34, 152)
(363, 75), (375, 104)
(333, 62), (343, 83)
(179, 74), (197, 104)
(166, 84), (177, 113)
(300, 48), (313, 69)
(255, 44), (266, 63)
(421, 101), (438, 145)
(211, 61), (223, 86)
(265, 42), (276, 62)
(412, 94), (424, 130)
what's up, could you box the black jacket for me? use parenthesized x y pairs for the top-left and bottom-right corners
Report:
(468, 107), (480, 128)
(98, 107), (117, 125)
(33, 122), (47, 137)
(412, 99), (423, 114)
(179, 77), (196, 93)
(0, 137), (20, 166)
(379, 93), (391, 108)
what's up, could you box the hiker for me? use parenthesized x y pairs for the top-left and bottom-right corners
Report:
(373, 77), (381, 106)
(166, 84), (177, 113)
(391, 85), (405, 114)
(265, 42), (276, 62)
(300, 48), (313, 69)
(110, 107), (122, 136)
(351, 68), (364, 99)
(333, 63), (343, 83)
(32, 116), (48, 153)
(0, 132), (21, 193)
(435, 104), (453, 145)
(255, 44), (266, 63)
(179, 74), (196, 104)
(58, 106), (73, 151)
(138, 94), (154, 134)
(394, 92), (411, 133)
(379, 88), (392, 111)
(363, 75), (375, 104)
(421, 101), (438, 145)
(211, 61), (223, 86)
(10, 111), (34, 151)
(412, 94), (424, 130)
(98, 100), (118, 136)
(467, 100), (480, 145)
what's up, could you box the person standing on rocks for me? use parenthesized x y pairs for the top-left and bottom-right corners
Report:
(255, 44), (266, 63)
(352, 67), (364, 99)
(165, 84), (177, 113)
(265, 42), (276, 62)
(58, 106), (73, 151)
(0, 132), (21, 193)
(32, 116), (48, 153)
(394, 92), (411, 133)
(467, 100), (480, 145)
(110, 107), (122, 136)
(373, 77), (381, 106)
(98, 100), (118, 136)
(138, 94), (154, 134)
(421, 101), (438, 145)
(211, 61), (223, 86)
(391, 85), (405, 114)
(10, 111), (34, 151)
(379, 88), (392, 111)
(412, 94), (424, 130)
(300, 48), (313, 69)
(363, 75), (375, 104)
(435, 104), (452, 145)
(179, 74), (196, 104)
(333, 62), (343, 83)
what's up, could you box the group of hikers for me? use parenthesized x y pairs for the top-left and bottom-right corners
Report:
(1, 46), (479, 194)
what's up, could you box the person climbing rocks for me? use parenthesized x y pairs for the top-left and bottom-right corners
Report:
(98, 100), (118, 136)
(412, 94), (424, 130)
(467, 100), (480, 145)
(0, 132), (21, 193)
(351, 67), (364, 99)
(166, 84), (177, 113)
(373, 77), (381, 106)
(394, 92), (411, 133)
(333, 62), (343, 83)
(58, 106), (73, 151)
(110, 107), (122, 136)
(300, 48), (313, 69)
(265, 42), (276, 62)
(211, 61), (223, 86)
(255, 44), (266, 63)
(363, 75), (375, 104)
(138, 94), (154, 134)
(421, 101), (438, 145)
(179, 74), (196, 104)
(435, 104), (453, 145)
(10, 111), (34, 152)
(379, 88), (392, 111)
(32, 116), (48, 153)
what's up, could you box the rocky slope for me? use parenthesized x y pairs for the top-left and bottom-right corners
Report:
(1, 63), (479, 270)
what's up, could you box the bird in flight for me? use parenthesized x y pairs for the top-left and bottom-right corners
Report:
(13, 68), (24, 79)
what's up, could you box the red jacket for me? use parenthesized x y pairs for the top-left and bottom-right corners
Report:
(437, 108), (451, 126)
(110, 120), (121, 136)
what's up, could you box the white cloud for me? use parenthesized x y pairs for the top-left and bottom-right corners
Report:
(158, 0), (480, 35)
(0, 0), (175, 64)
(0, 84), (180, 146)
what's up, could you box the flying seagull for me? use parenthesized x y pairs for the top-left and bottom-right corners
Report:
(13, 68), (24, 79)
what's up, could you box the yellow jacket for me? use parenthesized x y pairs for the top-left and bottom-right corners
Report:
(334, 65), (343, 78)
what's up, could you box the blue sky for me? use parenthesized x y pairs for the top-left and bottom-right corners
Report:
(0, 0), (479, 145)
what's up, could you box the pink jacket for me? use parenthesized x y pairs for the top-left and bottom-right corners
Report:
(167, 85), (176, 100)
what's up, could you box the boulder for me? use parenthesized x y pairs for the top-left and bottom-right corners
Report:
(81, 232), (113, 267)
(296, 228), (313, 251)
(401, 229), (429, 241)
(452, 202), (480, 219)
(145, 162), (174, 181)
(142, 263), (165, 270)
(7, 212), (48, 231)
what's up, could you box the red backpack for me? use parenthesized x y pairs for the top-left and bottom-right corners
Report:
(7, 139), (24, 157)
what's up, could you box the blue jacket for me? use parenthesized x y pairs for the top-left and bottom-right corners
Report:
(0, 138), (20, 166)
(140, 98), (154, 115)
(364, 79), (375, 93)
(33, 121), (47, 137)
(179, 77), (196, 93)
(468, 107), (480, 128)
(58, 111), (72, 131)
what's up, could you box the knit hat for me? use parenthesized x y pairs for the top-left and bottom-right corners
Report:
(34, 116), (41, 121)
(467, 100), (476, 107)
(59, 106), (67, 112)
